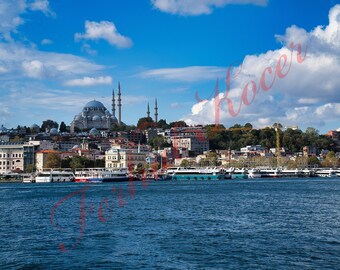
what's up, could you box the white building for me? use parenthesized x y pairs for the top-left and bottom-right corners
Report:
(105, 148), (146, 169)
(0, 143), (35, 174)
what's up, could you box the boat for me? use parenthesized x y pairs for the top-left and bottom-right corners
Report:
(281, 169), (304, 177)
(167, 167), (231, 180)
(35, 169), (75, 183)
(22, 173), (36, 183)
(258, 168), (282, 178)
(315, 169), (337, 178)
(74, 168), (129, 183)
(226, 168), (248, 179)
(247, 168), (262, 179)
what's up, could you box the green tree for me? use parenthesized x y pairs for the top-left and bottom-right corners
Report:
(59, 121), (67, 133)
(41, 120), (59, 132)
(45, 152), (61, 168)
(170, 121), (187, 128)
(307, 156), (320, 167)
(157, 119), (170, 129)
(137, 117), (154, 130)
(180, 159), (189, 167)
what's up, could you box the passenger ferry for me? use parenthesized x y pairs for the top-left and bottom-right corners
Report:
(35, 169), (75, 183)
(258, 168), (282, 178)
(74, 168), (129, 183)
(167, 167), (231, 180)
(315, 169), (337, 178)
(247, 168), (262, 179)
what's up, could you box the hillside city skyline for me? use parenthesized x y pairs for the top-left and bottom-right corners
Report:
(0, 1), (339, 133)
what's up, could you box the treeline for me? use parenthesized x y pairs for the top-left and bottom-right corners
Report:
(204, 124), (334, 153)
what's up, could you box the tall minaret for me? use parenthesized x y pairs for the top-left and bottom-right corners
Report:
(154, 98), (158, 123)
(147, 102), (150, 118)
(112, 88), (115, 117)
(118, 82), (122, 125)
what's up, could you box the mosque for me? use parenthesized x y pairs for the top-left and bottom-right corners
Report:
(70, 82), (123, 133)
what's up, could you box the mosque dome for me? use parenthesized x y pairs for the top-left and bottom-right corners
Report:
(30, 124), (40, 133)
(74, 115), (81, 121)
(89, 128), (99, 135)
(93, 115), (101, 121)
(101, 116), (106, 120)
(0, 125), (7, 132)
(50, 128), (58, 135)
(84, 100), (105, 109)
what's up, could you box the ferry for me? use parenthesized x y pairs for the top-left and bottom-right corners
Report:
(74, 168), (129, 183)
(167, 167), (231, 180)
(22, 173), (36, 183)
(35, 169), (75, 183)
(247, 168), (262, 179)
(315, 169), (337, 178)
(258, 168), (282, 178)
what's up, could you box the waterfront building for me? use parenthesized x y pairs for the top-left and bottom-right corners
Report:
(70, 83), (124, 132)
(105, 147), (146, 169)
(0, 143), (35, 173)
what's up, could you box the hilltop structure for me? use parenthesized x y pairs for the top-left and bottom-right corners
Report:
(70, 83), (123, 133)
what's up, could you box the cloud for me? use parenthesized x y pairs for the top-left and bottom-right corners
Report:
(183, 5), (340, 131)
(29, 0), (55, 17)
(64, 76), (113, 87)
(151, 0), (267, 16)
(0, 42), (105, 80)
(0, 0), (54, 40)
(75, 21), (133, 48)
(41, 38), (53, 45)
(139, 66), (226, 82)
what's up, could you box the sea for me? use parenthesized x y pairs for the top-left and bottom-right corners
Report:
(1, 178), (340, 270)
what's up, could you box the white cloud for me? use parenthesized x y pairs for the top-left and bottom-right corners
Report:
(41, 38), (53, 45)
(183, 5), (340, 130)
(0, 66), (8, 73)
(0, 42), (105, 80)
(0, 0), (54, 40)
(75, 21), (132, 48)
(139, 66), (226, 82)
(22, 60), (46, 78)
(0, 0), (26, 40)
(29, 0), (55, 17)
(151, 0), (267, 16)
(64, 76), (113, 87)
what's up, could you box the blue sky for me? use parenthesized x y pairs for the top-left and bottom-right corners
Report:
(0, 0), (339, 133)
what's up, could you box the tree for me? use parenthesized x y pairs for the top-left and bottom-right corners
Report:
(170, 121), (187, 128)
(41, 120), (59, 132)
(307, 156), (320, 167)
(137, 117), (155, 130)
(59, 121), (67, 133)
(157, 119), (170, 129)
(180, 159), (189, 167)
(45, 152), (61, 168)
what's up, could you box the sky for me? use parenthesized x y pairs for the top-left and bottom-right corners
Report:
(0, 0), (339, 133)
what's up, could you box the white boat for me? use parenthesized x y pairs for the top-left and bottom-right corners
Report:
(315, 169), (337, 178)
(258, 168), (282, 178)
(166, 167), (231, 180)
(22, 173), (35, 183)
(281, 169), (304, 177)
(247, 168), (262, 179)
(74, 168), (129, 183)
(35, 169), (75, 183)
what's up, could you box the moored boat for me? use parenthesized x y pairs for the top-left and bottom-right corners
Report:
(167, 167), (231, 180)
(35, 169), (74, 183)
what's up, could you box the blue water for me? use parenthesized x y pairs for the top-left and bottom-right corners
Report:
(1, 178), (340, 269)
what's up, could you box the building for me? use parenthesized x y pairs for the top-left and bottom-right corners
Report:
(0, 143), (35, 174)
(105, 147), (146, 169)
(70, 83), (124, 132)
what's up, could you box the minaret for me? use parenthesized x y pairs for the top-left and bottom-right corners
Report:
(112, 88), (115, 117)
(118, 82), (122, 125)
(147, 102), (150, 118)
(154, 98), (158, 123)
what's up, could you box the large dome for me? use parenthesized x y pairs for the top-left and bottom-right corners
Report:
(84, 100), (106, 109)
